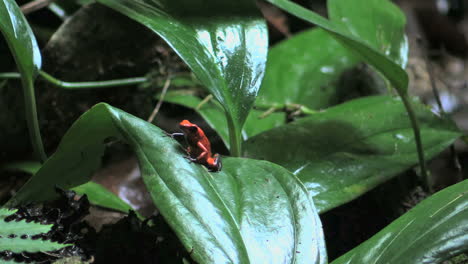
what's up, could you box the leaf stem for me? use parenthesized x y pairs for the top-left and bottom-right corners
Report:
(147, 75), (171, 123)
(256, 103), (317, 118)
(399, 92), (430, 191)
(23, 77), (47, 162)
(38, 71), (147, 89)
(0, 71), (149, 89)
(227, 116), (241, 157)
(0, 72), (21, 79)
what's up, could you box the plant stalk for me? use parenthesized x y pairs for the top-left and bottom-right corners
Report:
(23, 77), (47, 162)
(227, 116), (242, 157)
(38, 71), (147, 89)
(0, 71), (148, 89)
(0, 72), (21, 79)
(398, 92), (430, 191)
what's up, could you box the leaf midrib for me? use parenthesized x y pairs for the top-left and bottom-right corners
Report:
(111, 110), (251, 263)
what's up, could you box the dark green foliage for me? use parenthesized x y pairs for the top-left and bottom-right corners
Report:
(0, 0), (466, 263)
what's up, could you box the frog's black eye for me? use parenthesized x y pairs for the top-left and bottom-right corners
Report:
(188, 126), (198, 132)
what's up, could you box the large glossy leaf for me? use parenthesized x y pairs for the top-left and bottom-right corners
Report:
(163, 91), (284, 148)
(244, 96), (461, 213)
(328, 0), (408, 68)
(0, 0), (46, 161)
(265, 0), (408, 93)
(8, 104), (326, 264)
(332, 180), (468, 264)
(257, 28), (358, 109)
(0, 0), (41, 76)
(96, 0), (268, 155)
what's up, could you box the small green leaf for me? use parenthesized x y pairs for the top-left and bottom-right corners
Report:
(9, 103), (326, 264)
(0, 236), (68, 253)
(332, 180), (468, 264)
(0, 209), (52, 236)
(265, 0), (408, 93)
(244, 96), (461, 213)
(0, 208), (69, 253)
(257, 28), (358, 109)
(96, 0), (268, 155)
(0, 0), (46, 161)
(72, 182), (134, 214)
(163, 91), (284, 148)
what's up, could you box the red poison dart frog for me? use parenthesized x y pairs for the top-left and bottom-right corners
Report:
(172, 120), (222, 172)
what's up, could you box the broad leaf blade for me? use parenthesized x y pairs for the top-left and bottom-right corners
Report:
(257, 28), (358, 109)
(0, 0), (45, 161)
(0, 0), (41, 76)
(332, 180), (468, 264)
(265, 0), (408, 93)
(9, 104), (326, 264)
(244, 96), (461, 213)
(96, 0), (268, 154)
(328, 0), (408, 68)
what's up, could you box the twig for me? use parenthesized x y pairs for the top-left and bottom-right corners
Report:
(39, 71), (147, 89)
(21, 0), (53, 14)
(147, 76), (171, 123)
(0, 71), (148, 89)
(259, 106), (277, 119)
(195, 94), (213, 110)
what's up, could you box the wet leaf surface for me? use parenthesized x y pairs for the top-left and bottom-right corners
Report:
(265, 0), (408, 93)
(96, 0), (268, 153)
(9, 104), (326, 264)
(0, 0), (45, 160)
(245, 96), (461, 213)
(257, 28), (358, 109)
(331, 180), (468, 264)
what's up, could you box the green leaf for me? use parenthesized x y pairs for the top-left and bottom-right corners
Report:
(0, 0), (41, 76)
(0, 209), (52, 236)
(257, 28), (358, 109)
(96, 0), (268, 156)
(9, 103), (326, 264)
(0, 0), (46, 161)
(0, 162), (136, 216)
(0, 208), (69, 253)
(0, 236), (68, 253)
(71, 182), (135, 214)
(265, 0), (408, 93)
(332, 180), (468, 264)
(328, 0), (408, 68)
(163, 91), (284, 148)
(1, 161), (41, 174)
(244, 96), (461, 213)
